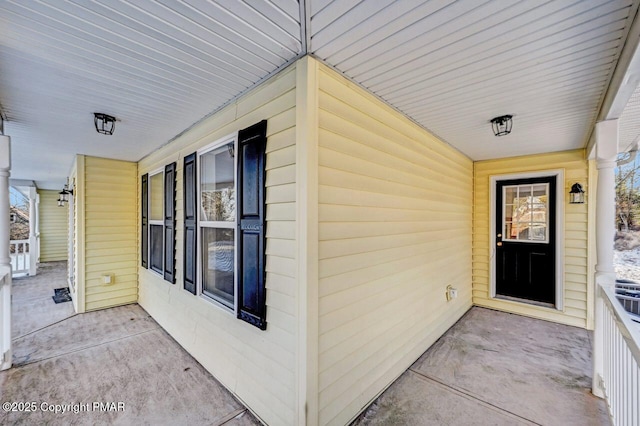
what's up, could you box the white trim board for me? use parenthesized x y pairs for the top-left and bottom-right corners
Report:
(489, 169), (565, 311)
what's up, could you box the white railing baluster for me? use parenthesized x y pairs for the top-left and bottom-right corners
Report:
(599, 284), (640, 426)
(9, 239), (29, 276)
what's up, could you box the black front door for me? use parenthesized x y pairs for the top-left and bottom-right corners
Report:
(495, 176), (556, 305)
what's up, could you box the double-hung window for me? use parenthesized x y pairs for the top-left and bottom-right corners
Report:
(183, 120), (268, 329)
(141, 162), (176, 283)
(149, 170), (164, 274)
(199, 139), (237, 309)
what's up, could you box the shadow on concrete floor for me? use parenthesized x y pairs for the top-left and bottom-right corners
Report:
(1, 264), (259, 426)
(354, 307), (610, 426)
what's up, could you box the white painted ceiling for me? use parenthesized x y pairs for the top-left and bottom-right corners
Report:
(1, 0), (639, 189)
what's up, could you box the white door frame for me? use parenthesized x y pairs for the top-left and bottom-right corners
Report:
(489, 169), (565, 310)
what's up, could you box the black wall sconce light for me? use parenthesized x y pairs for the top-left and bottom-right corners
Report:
(569, 183), (585, 204)
(490, 115), (513, 136)
(94, 113), (116, 135)
(57, 184), (74, 207)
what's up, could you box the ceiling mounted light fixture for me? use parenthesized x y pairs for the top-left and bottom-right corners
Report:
(94, 112), (116, 135)
(490, 115), (513, 137)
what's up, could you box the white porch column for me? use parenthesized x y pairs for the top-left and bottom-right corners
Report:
(28, 186), (37, 275)
(0, 134), (12, 370)
(592, 119), (619, 397)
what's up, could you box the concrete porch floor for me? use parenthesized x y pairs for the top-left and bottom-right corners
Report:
(354, 308), (610, 426)
(1, 262), (259, 425)
(2, 263), (610, 425)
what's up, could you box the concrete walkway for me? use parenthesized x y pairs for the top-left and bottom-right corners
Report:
(1, 262), (258, 425)
(354, 307), (610, 426)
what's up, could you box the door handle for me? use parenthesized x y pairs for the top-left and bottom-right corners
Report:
(497, 242), (503, 247)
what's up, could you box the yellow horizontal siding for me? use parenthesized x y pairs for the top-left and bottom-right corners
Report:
(83, 156), (138, 311)
(316, 66), (473, 426)
(137, 64), (297, 426)
(472, 150), (589, 328)
(38, 190), (68, 262)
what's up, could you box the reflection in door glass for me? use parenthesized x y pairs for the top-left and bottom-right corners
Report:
(503, 183), (549, 243)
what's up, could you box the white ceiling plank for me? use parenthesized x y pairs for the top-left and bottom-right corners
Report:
(0, 13), (248, 97)
(391, 48), (619, 110)
(1, 2), (258, 89)
(112, 0), (282, 73)
(0, 45), (214, 114)
(311, 0), (391, 50)
(378, 34), (623, 103)
(397, 62), (612, 111)
(312, 0), (430, 55)
(335, 0), (494, 73)
(85, 0), (275, 77)
(0, 19), (242, 101)
(319, 0), (457, 64)
(310, 0), (362, 34)
(245, 0), (301, 39)
(351, 0), (537, 82)
(415, 88), (606, 127)
(214, 0), (302, 53)
(269, 0), (301, 21)
(357, 0), (621, 88)
(310, 0), (333, 17)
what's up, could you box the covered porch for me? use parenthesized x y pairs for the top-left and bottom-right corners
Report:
(1, 1), (640, 424)
(1, 264), (607, 425)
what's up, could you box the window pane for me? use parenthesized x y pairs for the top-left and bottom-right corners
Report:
(202, 227), (235, 307)
(150, 173), (163, 221)
(150, 224), (163, 273)
(531, 225), (546, 241)
(504, 187), (517, 204)
(517, 226), (530, 240)
(504, 204), (514, 222)
(201, 144), (235, 222)
(532, 184), (546, 197)
(519, 186), (532, 200)
(505, 222), (513, 238)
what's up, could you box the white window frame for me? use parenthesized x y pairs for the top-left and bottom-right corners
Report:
(196, 133), (238, 312)
(148, 168), (164, 277)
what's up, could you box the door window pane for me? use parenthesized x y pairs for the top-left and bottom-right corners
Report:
(202, 227), (235, 307)
(201, 144), (235, 222)
(505, 204), (514, 222)
(504, 187), (517, 204)
(503, 183), (549, 242)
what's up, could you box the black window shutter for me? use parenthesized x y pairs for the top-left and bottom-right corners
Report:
(164, 162), (177, 283)
(183, 153), (197, 294)
(237, 120), (268, 330)
(141, 173), (148, 269)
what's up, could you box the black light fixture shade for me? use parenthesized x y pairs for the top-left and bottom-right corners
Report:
(490, 115), (513, 136)
(569, 183), (585, 204)
(57, 184), (74, 207)
(94, 112), (116, 135)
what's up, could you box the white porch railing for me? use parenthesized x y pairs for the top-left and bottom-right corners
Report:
(599, 284), (640, 426)
(9, 239), (29, 276)
(0, 264), (11, 370)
